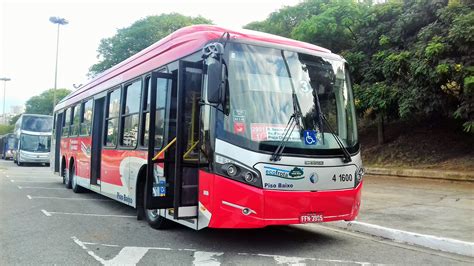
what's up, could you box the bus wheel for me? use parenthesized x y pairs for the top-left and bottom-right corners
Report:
(142, 193), (171, 229)
(71, 164), (84, 193)
(64, 168), (72, 189)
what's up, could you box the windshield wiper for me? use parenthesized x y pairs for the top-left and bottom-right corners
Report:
(270, 51), (303, 162)
(312, 89), (352, 163)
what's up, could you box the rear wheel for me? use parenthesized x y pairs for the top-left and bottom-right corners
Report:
(64, 167), (72, 189)
(70, 163), (84, 193)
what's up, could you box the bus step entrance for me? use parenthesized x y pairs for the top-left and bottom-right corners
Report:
(167, 206), (198, 219)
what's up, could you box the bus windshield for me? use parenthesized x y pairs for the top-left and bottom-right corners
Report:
(20, 134), (51, 152)
(216, 43), (358, 155)
(21, 116), (53, 132)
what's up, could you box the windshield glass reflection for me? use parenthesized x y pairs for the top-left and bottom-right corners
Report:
(216, 43), (358, 155)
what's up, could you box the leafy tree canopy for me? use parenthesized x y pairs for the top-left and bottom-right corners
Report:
(25, 88), (71, 115)
(89, 13), (212, 76)
(245, 0), (474, 134)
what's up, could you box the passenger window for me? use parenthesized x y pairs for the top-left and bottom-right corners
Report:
(80, 100), (93, 136)
(121, 80), (141, 147)
(62, 108), (71, 137)
(105, 88), (121, 147)
(71, 105), (81, 136)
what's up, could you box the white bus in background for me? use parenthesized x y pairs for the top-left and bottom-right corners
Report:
(13, 114), (53, 166)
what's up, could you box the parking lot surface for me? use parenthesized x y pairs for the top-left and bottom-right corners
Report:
(0, 160), (472, 265)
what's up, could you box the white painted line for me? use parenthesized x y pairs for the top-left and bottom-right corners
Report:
(28, 196), (112, 201)
(328, 221), (474, 257)
(43, 210), (135, 218)
(41, 209), (52, 216)
(193, 251), (223, 266)
(17, 186), (64, 190)
(26, 195), (32, 199)
(10, 180), (58, 183)
(72, 236), (371, 266)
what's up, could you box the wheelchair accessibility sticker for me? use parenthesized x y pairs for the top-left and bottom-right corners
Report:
(304, 130), (318, 145)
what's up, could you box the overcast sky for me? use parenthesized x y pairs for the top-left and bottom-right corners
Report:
(0, 0), (301, 112)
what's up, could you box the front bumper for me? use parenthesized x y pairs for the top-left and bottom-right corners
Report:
(19, 152), (50, 164)
(199, 172), (362, 229)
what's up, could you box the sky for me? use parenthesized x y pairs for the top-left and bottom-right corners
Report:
(0, 0), (301, 112)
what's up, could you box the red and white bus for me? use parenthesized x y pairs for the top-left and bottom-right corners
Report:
(52, 25), (364, 230)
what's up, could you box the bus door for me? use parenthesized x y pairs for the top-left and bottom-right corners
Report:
(145, 61), (203, 220)
(90, 97), (105, 186)
(53, 112), (63, 172)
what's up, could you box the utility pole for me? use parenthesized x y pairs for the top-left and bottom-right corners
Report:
(49, 16), (68, 110)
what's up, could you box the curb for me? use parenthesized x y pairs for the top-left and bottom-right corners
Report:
(366, 167), (474, 182)
(328, 221), (474, 257)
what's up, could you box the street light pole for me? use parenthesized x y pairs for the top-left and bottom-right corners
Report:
(0, 77), (11, 124)
(49, 16), (68, 111)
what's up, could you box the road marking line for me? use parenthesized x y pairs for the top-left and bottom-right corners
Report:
(327, 221), (474, 257)
(11, 180), (58, 183)
(26, 195), (32, 199)
(72, 237), (372, 266)
(41, 209), (52, 216)
(193, 251), (223, 266)
(28, 196), (112, 201)
(17, 186), (64, 190)
(43, 210), (135, 218)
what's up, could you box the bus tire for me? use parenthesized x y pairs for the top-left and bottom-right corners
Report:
(65, 168), (72, 189)
(143, 205), (172, 230)
(70, 163), (84, 193)
(140, 185), (171, 229)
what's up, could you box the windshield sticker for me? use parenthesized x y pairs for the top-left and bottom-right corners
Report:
(264, 166), (304, 180)
(303, 130), (318, 145)
(299, 80), (312, 93)
(233, 109), (246, 122)
(251, 123), (300, 142)
(233, 122), (246, 135)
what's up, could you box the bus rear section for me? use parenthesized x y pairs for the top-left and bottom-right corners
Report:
(52, 25), (364, 230)
(1, 133), (16, 160)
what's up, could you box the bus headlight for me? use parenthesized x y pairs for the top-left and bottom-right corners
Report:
(215, 154), (262, 188)
(355, 167), (365, 187)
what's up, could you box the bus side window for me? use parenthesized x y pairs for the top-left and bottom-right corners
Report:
(120, 79), (141, 147)
(80, 100), (93, 136)
(71, 105), (81, 136)
(105, 88), (121, 147)
(62, 108), (71, 137)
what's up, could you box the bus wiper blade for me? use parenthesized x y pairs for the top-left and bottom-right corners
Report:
(270, 50), (304, 162)
(270, 112), (300, 162)
(321, 115), (352, 163)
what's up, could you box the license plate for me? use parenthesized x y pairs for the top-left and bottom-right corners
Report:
(300, 213), (323, 223)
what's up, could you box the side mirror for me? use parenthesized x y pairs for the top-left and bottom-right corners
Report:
(207, 61), (223, 104)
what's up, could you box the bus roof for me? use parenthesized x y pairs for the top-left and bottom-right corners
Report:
(55, 25), (333, 111)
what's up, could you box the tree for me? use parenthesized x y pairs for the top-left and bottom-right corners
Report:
(0, 125), (14, 135)
(89, 13), (212, 76)
(9, 114), (21, 126)
(245, 0), (474, 139)
(25, 88), (71, 115)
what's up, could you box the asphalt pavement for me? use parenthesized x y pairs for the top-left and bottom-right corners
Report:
(0, 160), (472, 265)
(358, 175), (474, 242)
